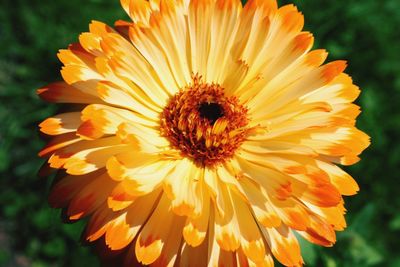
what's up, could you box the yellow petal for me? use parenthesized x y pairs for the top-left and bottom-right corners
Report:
(214, 187), (240, 251)
(121, 0), (161, 27)
(316, 160), (359, 196)
(231, 192), (266, 263)
(183, 195), (210, 246)
(206, 0), (242, 83)
(105, 212), (136, 250)
(39, 112), (81, 135)
(59, 45), (102, 85)
(263, 225), (303, 266)
(96, 81), (161, 122)
(47, 136), (125, 174)
(269, 197), (311, 231)
(297, 213), (336, 247)
(116, 122), (169, 152)
(179, 233), (209, 267)
(63, 139), (130, 175)
(107, 153), (176, 196)
(150, 215), (185, 267)
(101, 32), (170, 106)
(86, 188), (161, 243)
(238, 177), (281, 228)
(135, 194), (182, 265)
(164, 159), (205, 217)
(306, 200), (347, 231)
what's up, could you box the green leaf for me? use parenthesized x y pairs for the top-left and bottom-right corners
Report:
(42, 238), (66, 258)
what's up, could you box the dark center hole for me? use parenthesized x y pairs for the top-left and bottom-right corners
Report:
(199, 102), (224, 124)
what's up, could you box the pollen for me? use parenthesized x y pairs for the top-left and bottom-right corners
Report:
(160, 75), (250, 167)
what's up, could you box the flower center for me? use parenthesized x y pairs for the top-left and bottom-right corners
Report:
(198, 102), (224, 125)
(160, 75), (251, 168)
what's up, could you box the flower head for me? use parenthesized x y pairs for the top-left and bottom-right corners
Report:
(39, 0), (370, 266)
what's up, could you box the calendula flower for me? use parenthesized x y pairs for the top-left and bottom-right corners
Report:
(38, 0), (370, 266)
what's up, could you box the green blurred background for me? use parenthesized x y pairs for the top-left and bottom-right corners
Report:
(0, 0), (399, 266)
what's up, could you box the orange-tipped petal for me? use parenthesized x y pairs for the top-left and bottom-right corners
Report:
(264, 225), (303, 266)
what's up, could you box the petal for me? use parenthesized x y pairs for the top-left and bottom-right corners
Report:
(164, 159), (205, 217)
(238, 150), (307, 175)
(187, 0), (213, 78)
(241, 139), (317, 157)
(250, 99), (333, 133)
(237, 246), (274, 267)
(63, 142), (130, 175)
(84, 203), (119, 242)
(80, 20), (116, 55)
(245, 48), (328, 116)
(107, 190), (136, 211)
(85, 187), (161, 242)
(48, 171), (98, 208)
(39, 112), (81, 135)
(67, 171), (117, 220)
(249, 61), (345, 120)
(297, 213), (336, 247)
(232, 0), (275, 77)
(302, 73), (360, 105)
(306, 200), (347, 231)
(179, 240), (209, 267)
(231, 192), (266, 263)
(120, 0), (161, 27)
(238, 177), (281, 228)
(101, 32), (170, 106)
(106, 151), (160, 181)
(116, 122), (170, 153)
(77, 104), (157, 139)
(296, 174), (342, 208)
(300, 127), (370, 158)
(135, 194), (183, 265)
(96, 81), (161, 120)
(263, 225), (303, 266)
(216, 162), (247, 199)
(218, 250), (238, 267)
(203, 167), (218, 202)
(94, 55), (165, 111)
(150, 216), (185, 267)
(207, 214), (223, 267)
(114, 19), (132, 38)
(46, 136), (125, 173)
(214, 187), (241, 251)
(105, 212), (136, 250)
(59, 44), (102, 85)
(145, 0), (191, 87)
(38, 132), (81, 158)
(105, 188), (162, 250)
(206, 0), (242, 83)
(234, 5), (304, 100)
(235, 156), (295, 201)
(316, 160), (359, 196)
(269, 197), (311, 231)
(107, 152), (177, 196)
(182, 194), (210, 246)
(37, 82), (100, 103)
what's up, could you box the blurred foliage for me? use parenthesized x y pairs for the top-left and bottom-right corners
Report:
(0, 0), (399, 266)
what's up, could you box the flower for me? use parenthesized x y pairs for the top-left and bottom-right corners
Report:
(38, 0), (370, 266)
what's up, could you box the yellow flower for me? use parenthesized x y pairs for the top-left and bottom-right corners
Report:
(38, 0), (370, 266)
